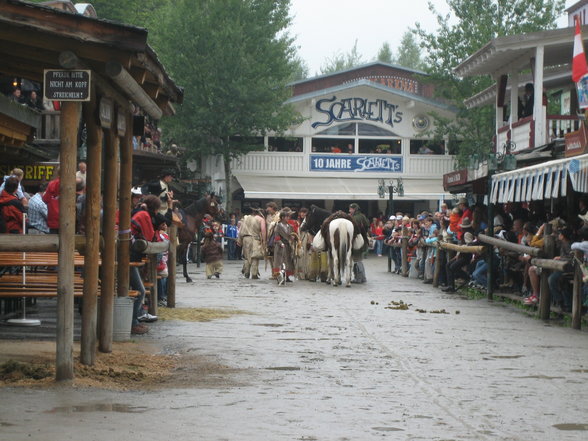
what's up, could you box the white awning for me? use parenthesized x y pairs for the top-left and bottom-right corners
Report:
(235, 175), (447, 201)
(490, 153), (588, 204)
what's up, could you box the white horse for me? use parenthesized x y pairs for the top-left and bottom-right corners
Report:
(312, 218), (363, 287)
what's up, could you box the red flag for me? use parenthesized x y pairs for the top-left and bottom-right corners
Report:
(573, 15), (588, 82)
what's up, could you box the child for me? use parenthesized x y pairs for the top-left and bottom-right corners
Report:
(201, 230), (224, 279)
(155, 214), (170, 306)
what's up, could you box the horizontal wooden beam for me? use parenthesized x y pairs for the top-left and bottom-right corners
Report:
(105, 61), (163, 120)
(478, 233), (542, 257)
(0, 1), (147, 52)
(0, 234), (88, 252)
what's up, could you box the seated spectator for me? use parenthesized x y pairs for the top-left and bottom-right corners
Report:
(547, 228), (573, 311)
(8, 88), (25, 104)
(25, 90), (42, 111)
(442, 231), (475, 293)
(0, 168), (27, 202)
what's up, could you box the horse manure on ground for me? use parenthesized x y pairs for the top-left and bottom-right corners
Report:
(157, 307), (250, 322)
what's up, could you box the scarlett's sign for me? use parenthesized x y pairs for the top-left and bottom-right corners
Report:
(311, 96), (403, 129)
(310, 154), (402, 172)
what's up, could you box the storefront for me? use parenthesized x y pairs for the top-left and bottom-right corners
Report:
(223, 62), (458, 216)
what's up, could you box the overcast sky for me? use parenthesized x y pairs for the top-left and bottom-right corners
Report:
(289, 0), (576, 76)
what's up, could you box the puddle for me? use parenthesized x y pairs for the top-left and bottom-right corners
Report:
(372, 426), (404, 432)
(45, 404), (150, 414)
(553, 423), (588, 431)
(265, 366), (301, 371)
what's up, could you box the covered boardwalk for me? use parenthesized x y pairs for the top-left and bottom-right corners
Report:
(0, 0), (182, 380)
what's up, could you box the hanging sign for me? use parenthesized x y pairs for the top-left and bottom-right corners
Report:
(310, 154), (402, 172)
(43, 70), (91, 101)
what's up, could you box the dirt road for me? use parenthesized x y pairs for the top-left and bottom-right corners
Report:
(1, 257), (587, 440)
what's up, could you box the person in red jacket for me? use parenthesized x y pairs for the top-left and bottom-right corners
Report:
(42, 176), (60, 233)
(0, 176), (26, 234)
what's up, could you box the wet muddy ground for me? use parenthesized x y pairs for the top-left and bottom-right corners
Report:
(1, 257), (588, 440)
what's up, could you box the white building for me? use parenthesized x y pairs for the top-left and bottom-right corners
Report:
(204, 62), (458, 216)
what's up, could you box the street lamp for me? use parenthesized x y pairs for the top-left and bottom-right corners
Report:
(378, 178), (404, 218)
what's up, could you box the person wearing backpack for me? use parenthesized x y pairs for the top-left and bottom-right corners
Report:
(0, 176), (27, 234)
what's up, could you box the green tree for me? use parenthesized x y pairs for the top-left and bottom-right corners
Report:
(377, 42), (395, 64)
(396, 31), (425, 71)
(290, 56), (309, 82)
(152, 0), (300, 212)
(415, 0), (565, 167)
(320, 40), (364, 74)
(87, 0), (168, 28)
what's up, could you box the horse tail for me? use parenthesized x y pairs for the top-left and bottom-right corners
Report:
(338, 221), (349, 277)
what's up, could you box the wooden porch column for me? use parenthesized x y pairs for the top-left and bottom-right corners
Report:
(117, 110), (132, 299)
(167, 224), (177, 307)
(509, 70), (519, 125)
(539, 223), (555, 320)
(533, 45), (546, 146)
(56, 101), (81, 381)
(98, 103), (119, 353)
(80, 90), (103, 366)
(572, 250), (583, 330)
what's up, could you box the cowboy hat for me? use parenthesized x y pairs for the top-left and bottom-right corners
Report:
(579, 212), (588, 223)
(457, 197), (468, 205)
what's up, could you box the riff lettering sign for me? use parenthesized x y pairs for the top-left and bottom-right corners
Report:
(44, 70), (91, 101)
(0, 163), (57, 182)
(310, 154), (402, 173)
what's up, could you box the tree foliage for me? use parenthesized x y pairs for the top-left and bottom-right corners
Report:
(415, 0), (565, 167)
(86, 0), (167, 28)
(151, 0), (301, 209)
(376, 42), (395, 64)
(396, 31), (425, 71)
(320, 40), (364, 75)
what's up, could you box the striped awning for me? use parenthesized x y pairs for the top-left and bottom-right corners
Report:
(490, 153), (588, 204)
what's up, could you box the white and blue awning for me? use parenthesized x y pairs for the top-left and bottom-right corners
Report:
(490, 153), (588, 204)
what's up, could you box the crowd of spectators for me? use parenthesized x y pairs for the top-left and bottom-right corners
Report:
(379, 197), (588, 312)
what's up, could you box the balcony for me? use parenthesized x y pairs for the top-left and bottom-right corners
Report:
(231, 151), (455, 178)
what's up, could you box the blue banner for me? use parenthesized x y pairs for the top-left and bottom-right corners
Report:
(310, 154), (402, 172)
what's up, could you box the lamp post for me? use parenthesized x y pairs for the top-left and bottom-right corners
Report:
(378, 178), (404, 218)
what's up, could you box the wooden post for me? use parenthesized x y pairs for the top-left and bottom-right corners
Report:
(433, 247), (443, 287)
(539, 223), (555, 320)
(147, 254), (158, 316)
(167, 224), (177, 308)
(401, 226), (408, 277)
(98, 104), (119, 353)
(572, 250), (583, 330)
(80, 91), (103, 366)
(56, 101), (81, 381)
(117, 110), (132, 300)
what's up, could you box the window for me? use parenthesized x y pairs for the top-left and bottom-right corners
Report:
(358, 139), (401, 154)
(311, 138), (354, 153)
(357, 123), (397, 136)
(410, 139), (445, 155)
(316, 123), (355, 136)
(268, 137), (303, 152)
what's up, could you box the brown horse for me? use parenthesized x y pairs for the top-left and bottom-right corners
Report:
(177, 194), (220, 282)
